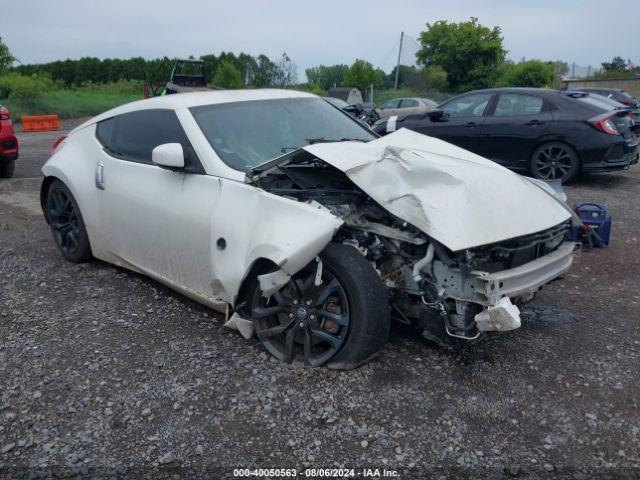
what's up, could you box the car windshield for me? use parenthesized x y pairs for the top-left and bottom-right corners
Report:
(190, 97), (376, 170)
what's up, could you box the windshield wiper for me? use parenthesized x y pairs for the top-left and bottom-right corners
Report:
(281, 137), (368, 152)
(305, 137), (368, 145)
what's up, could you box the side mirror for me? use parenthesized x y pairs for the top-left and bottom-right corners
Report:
(152, 143), (184, 168)
(426, 109), (445, 119)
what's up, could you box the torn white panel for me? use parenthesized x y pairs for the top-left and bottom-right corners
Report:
(387, 115), (397, 132)
(474, 297), (521, 332)
(209, 179), (343, 303)
(258, 269), (291, 297)
(304, 128), (571, 252)
(224, 312), (254, 339)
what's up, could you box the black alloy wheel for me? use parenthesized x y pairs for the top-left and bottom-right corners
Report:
(252, 261), (350, 367)
(45, 180), (92, 262)
(530, 142), (580, 183)
(49, 188), (81, 255)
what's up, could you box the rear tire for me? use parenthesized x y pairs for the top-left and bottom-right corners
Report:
(530, 142), (580, 183)
(249, 243), (390, 369)
(0, 159), (15, 178)
(45, 180), (92, 263)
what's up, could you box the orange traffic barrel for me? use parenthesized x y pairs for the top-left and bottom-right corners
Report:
(22, 115), (61, 132)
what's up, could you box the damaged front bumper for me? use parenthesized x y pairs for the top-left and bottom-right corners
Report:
(431, 242), (577, 333)
(433, 242), (576, 307)
(473, 241), (577, 306)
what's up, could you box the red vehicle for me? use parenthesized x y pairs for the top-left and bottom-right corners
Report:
(0, 105), (18, 178)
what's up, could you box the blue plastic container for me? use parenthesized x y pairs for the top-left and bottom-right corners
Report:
(569, 202), (611, 247)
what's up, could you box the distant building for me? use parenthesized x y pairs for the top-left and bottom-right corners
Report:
(327, 87), (363, 105)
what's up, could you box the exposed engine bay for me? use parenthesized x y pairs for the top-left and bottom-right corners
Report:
(250, 150), (574, 345)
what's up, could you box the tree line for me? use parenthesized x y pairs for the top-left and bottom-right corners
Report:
(9, 50), (298, 89)
(305, 18), (639, 95)
(2, 25), (637, 98)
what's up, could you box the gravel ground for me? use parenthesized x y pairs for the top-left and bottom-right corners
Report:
(0, 121), (639, 479)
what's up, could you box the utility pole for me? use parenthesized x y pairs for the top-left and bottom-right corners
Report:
(394, 31), (404, 91)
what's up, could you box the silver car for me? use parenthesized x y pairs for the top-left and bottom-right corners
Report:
(376, 97), (438, 118)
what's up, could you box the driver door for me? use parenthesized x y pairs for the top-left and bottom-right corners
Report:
(415, 92), (494, 152)
(94, 109), (222, 299)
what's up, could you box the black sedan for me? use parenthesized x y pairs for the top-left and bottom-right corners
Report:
(372, 87), (639, 182)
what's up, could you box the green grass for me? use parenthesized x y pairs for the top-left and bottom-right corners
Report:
(2, 83), (453, 122)
(4, 89), (141, 121)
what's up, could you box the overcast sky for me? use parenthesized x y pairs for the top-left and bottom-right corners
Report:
(4, 0), (639, 79)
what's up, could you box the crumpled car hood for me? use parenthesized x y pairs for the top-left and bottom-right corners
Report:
(304, 128), (571, 251)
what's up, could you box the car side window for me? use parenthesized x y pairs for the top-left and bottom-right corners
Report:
(494, 94), (544, 117)
(102, 109), (203, 172)
(441, 93), (492, 118)
(96, 117), (115, 148)
(382, 100), (400, 109)
(400, 99), (418, 108)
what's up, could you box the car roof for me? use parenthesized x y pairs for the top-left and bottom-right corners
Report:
(577, 87), (625, 93)
(72, 89), (317, 132)
(467, 87), (560, 95)
(382, 97), (427, 104)
(568, 91), (626, 107)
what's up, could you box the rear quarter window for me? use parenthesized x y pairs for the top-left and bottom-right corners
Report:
(95, 117), (115, 148)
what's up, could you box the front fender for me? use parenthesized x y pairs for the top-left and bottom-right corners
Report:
(210, 179), (343, 303)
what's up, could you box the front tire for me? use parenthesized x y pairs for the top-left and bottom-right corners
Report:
(530, 142), (580, 183)
(0, 159), (15, 178)
(250, 243), (390, 369)
(45, 180), (92, 263)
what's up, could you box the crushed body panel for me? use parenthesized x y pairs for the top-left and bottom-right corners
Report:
(304, 128), (572, 252)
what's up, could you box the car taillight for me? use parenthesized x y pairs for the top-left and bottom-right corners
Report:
(589, 113), (620, 135)
(0, 107), (9, 120)
(51, 135), (67, 155)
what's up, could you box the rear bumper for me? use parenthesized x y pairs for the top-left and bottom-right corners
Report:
(583, 148), (638, 173)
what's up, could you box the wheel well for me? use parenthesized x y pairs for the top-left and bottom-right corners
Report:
(234, 258), (280, 313)
(40, 176), (59, 224)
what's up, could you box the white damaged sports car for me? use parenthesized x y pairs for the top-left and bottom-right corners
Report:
(41, 90), (577, 368)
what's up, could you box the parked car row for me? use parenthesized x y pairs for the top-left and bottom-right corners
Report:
(0, 105), (19, 178)
(372, 87), (638, 182)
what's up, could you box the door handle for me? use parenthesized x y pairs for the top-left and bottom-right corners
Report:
(95, 162), (105, 190)
(465, 122), (479, 128)
(525, 120), (545, 126)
